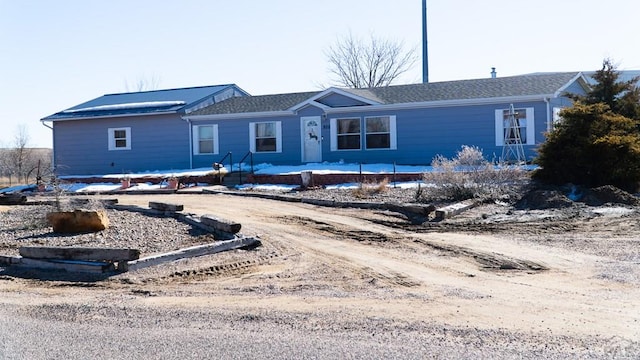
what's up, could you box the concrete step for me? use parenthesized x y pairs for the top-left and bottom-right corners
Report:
(221, 171), (251, 187)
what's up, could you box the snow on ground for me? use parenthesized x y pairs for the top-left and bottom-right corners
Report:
(0, 162), (533, 194)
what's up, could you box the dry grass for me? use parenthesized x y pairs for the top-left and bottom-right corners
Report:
(0, 176), (14, 188)
(419, 145), (530, 202)
(351, 178), (389, 199)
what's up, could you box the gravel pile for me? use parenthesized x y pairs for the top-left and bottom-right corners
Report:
(0, 204), (215, 257)
(255, 185), (427, 204)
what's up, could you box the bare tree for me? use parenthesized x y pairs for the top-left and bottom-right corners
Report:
(0, 125), (52, 186)
(9, 125), (31, 184)
(325, 32), (417, 88)
(123, 74), (162, 92)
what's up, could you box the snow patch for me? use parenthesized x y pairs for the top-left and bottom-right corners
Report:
(63, 101), (186, 113)
(591, 207), (635, 217)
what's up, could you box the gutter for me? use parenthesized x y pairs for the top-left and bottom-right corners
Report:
(323, 94), (556, 114)
(183, 95), (556, 121)
(183, 117), (194, 169)
(544, 97), (552, 132)
(42, 110), (178, 122)
(184, 110), (294, 121)
(40, 119), (55, 170)
(40, 119), (53, 130)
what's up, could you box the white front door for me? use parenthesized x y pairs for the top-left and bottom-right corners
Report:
(301, 116), (322, 163)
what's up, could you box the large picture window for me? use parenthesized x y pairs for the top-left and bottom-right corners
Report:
(108, 127), (131, 150)
(193, 124), (219, 155)
(495, 107), (535, 146)
(365, 115), (396, 150)
(249, 121), (282, 153)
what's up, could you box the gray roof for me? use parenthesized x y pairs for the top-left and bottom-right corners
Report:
(188, 91), (320, 116)
(187, 72), (582, 117)
(343, 72), (581, 103)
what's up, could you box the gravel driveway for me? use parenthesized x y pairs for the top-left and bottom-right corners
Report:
(0, 190), (638, 359)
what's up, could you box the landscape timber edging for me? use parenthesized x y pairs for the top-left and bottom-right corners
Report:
(434, 200), (479, 221)
(127, 236), (260, 271)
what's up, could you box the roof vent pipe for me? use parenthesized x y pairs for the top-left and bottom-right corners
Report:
(491, 67), (497, 78)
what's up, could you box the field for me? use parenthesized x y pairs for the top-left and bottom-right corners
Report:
(0, 189), (638, 359)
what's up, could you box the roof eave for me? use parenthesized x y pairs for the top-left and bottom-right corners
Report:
(40, 110), (179, 122)
(288, 87), (382, 111)
(324, 94), (556, 114)
(553, 72), (589, 98)
(184, 110), (296, 121)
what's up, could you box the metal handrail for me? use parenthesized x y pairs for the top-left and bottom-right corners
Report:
(214, 152), (232, 184)
(238, 151), (253, 184)
(216, 151), (232, 172)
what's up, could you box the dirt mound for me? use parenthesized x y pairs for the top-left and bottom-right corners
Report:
(515, 189), (574, 210)
(581, 185), (640, 206)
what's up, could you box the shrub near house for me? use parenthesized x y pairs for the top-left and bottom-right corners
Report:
(534, 59), (640, 192)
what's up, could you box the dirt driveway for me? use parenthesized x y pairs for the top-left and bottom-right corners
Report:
(1, 192), (639, 357)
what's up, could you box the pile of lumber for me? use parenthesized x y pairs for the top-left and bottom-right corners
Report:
(0, 200), (257, 274)
(0, 247), (140, 273)
(0, 193), (27, 205)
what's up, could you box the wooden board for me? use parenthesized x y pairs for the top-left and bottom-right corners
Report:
(14, 257), (114, 273)
(0, 194), (27, 205)
(128, 237), (259, 271)
(19, 246), (140, 261)
(434, 200), (478, 221)
(148, 201), (184, 212)
(200, 214), (241, 233)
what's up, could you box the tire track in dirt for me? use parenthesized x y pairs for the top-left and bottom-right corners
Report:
(410, 238), (548, 272)
(149, 235), (293, 284)
(279, 215), (547, 273)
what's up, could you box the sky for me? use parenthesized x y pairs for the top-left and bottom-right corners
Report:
(1, 0), (639, 149)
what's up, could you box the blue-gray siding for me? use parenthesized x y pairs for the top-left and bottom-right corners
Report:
(53, 114), (190, 175)
(320, 101), (545, 165)
(54, 92), (586, 174)
(317, 93), (371, 107)
(193, 99), (569, 169)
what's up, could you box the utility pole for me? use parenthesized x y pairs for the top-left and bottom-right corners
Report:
(422, 0), (429, 83)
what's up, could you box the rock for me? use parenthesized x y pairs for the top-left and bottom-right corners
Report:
(46, 210), (110, 233)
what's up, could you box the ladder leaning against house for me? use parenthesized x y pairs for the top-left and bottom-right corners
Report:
(501, 104), (526, 164)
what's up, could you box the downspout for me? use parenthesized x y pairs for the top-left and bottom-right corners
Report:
(40, 120), (55, 171)
(544, 97), (551, 132)
(40, 120), (53, 130)
(183, 117), (193, 169)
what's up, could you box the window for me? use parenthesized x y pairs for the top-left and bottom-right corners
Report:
(331, 117), (361, 150)
(249, 121), (282, 153)
(494, 107), (535, 146)
(193, 125), (218, 155)
(552, 107), (564, 126)
(365, 115), (397, 150)
(108, 127), (131, 150)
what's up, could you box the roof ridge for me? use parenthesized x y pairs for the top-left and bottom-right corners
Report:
(103, 84), (236, 96)
(349, 72), (582, 91)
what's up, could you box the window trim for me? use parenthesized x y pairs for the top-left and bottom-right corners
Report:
(108, 127), (131, 151)
(494, 107), (535, 146)
(249, 121), (282, 153)
(192, 124), (219, 155)
(364, 115), (397, 150)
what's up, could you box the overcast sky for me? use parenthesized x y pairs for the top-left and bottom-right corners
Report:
(1, 0), (639, 148)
